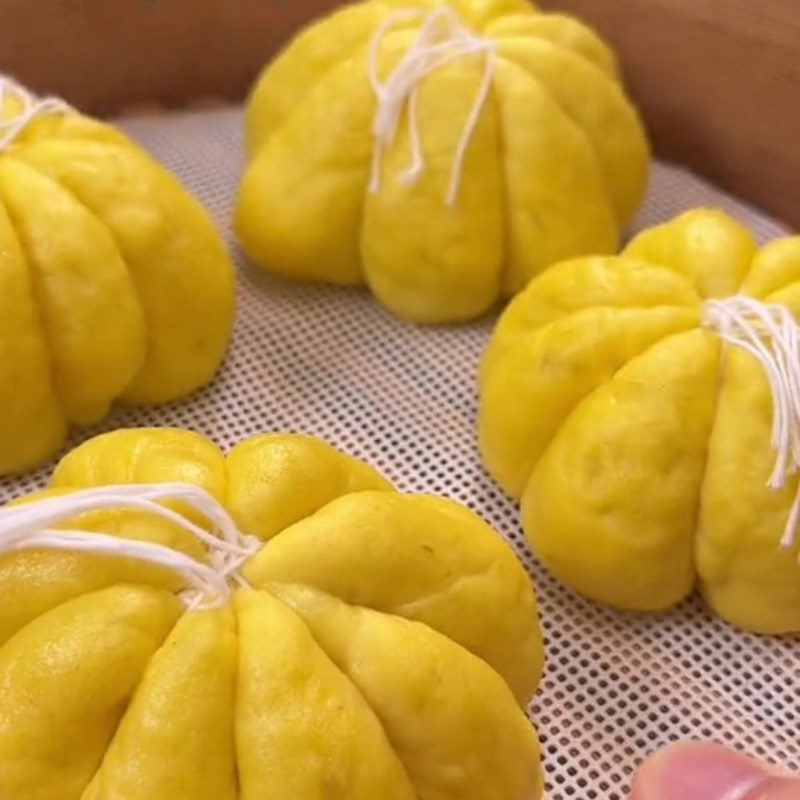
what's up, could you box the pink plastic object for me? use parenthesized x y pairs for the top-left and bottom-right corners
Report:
(630, 742), (800, 799)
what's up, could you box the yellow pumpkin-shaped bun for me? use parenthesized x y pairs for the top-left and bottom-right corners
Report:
(479, 208), (800, 634)
(0, 427), (544, 800)
(0, 78), (235, 475)
(236, 0), (649, 324)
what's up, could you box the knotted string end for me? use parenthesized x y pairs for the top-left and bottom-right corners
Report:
(367, 7), (496, 207)
(703, 296), (800, 559)
(0, 75), (72, 152)
(0, 483), (262, 611)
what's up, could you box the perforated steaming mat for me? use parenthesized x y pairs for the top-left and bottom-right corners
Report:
(1, 106), (797, 798)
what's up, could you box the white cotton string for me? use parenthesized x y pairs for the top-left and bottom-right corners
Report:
(0, 484), (262, 610)
(367, 6), (496, 207)
(703, 296), (800, 554)
(0, 75), (71, 152)
(2, 529), (230, 611)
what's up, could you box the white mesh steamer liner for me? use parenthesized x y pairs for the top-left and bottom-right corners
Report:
(1, 107), (797, 798)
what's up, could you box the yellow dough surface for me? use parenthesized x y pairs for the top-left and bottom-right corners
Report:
(236, 0), (649, 323)
(479, 208), (800, 634)
(0, 82), (235, 475)
(0, 427), (544, 800)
